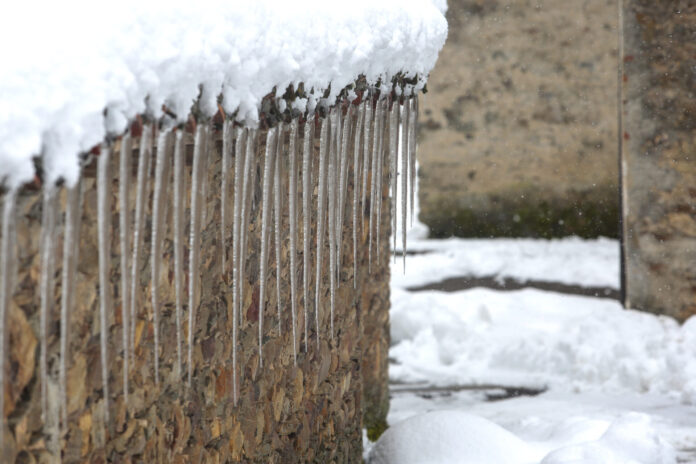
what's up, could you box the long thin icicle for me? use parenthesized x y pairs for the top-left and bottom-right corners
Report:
(118, 134), (131, 404)
(173, 130), (185, 378)
(368, 98), (383, 273)
(274, 123), (284, 335)
(221, 121), (232, 275)
(328, 108), (338, 339)
(337, 105), (352, 279)
(239, 130), (257, 324)
(288, 119), (299, 364)
(231, 127), (246, 403)
(200, 128), (211, 227)
(258, 126), (277, 367)
(60, 177), (81, 428)
(130, 124), (152, 364)
(389, 100), (399, 262)
(151, 129), (172, 386)
(353, 101), (365, 288)
(314, 115), (329, 349)
(408, 97), (417, 227)
(39, 183), (58, 420)
(376, 98), (388, 263)
(188, 124), (208, 387)
(0, 188), (18, 455)
(301, 115), (313, 350)
(401, 100), (409, 272)
(97, 146), (112, 423)
(361, 96), (373, 233)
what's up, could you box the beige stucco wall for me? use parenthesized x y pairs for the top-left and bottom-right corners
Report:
(419, 0), (620, 238)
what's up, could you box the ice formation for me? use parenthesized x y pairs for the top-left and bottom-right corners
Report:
(97, 146), (112, 423)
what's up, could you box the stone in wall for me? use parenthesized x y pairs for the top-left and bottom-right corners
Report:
(621, 2), (696, 321)
(0, 102), (394, 461)
(419, 0), (619, 238)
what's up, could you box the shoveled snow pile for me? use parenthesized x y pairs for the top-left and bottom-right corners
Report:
(390, 286), (696, 401)
(367, 410), (677, 464)
(0, 0), (447, 188)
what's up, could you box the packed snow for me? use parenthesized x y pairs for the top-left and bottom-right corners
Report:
(0, 0), (447, 188)
(372, 206), (696, 462)
(369, 410), (678, 464)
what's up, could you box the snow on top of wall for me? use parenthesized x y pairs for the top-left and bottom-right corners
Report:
(0, 0), (447, 188)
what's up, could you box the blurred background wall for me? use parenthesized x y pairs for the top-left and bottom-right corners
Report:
(418, 0), (619, 238)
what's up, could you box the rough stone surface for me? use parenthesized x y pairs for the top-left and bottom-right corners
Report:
(621, 2), (696, 321)
(419, 0), (620, 238)
(0, 106), (393, 462)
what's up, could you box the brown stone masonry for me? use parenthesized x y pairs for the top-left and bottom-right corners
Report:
(0, 97), (398, 461)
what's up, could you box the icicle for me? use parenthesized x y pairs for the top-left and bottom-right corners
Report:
(231, 127), (246, 404)
(274, 123), (284, 336)
(328, 108), (338, 339)
(118, 134), (131, 404)
(390, 101), (399, 262)
(130, 124), (152, 364)
(39, 182), (58, 420)
(151, 129), (172, 386)
(333, 108), (341, 289)
(97, 145), (112, 422)
(408, 97), (417, 228)
(221, 121), (232, 275)
(60, 177), (81, 428)
(188, 124), (207, 387)
(368, 98), (383, 273)
(361, 97), (373, 233)
(401, 101), (409, 273)
(239, 130), (257, 325)
(301, 115), (314, 350)
(288, 119), (299, 364)
(353, 101), (365, 288)
(337, 105), (352, 278)
(200, 127), (211, 227)
(314, 116), (329, 349)
(375, 98), (387, 263)
(0, 188), (18, 454)
(258, 126), (277, 367)
(172, 131), (185, 378)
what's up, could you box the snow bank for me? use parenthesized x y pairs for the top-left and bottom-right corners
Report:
(368, 410), (541, 464)
(540, 413), (676, 464)
(368, 411), (676, 464)
(0, 0), (447, 188)
(390, 287), (696, 402)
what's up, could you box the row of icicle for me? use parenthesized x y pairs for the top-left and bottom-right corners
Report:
(0, 93), (418, 454)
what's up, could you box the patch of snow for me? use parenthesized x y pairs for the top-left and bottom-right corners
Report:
(541, 413), (676, 464)
(392, 237), (620, 289)
(386, 237), (696, 461)
(368, 410), (677, 464)
(0, 0), (447, 188)
(368, 410), (541, 464)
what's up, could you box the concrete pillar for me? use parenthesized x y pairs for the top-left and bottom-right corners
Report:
(621, 1), (696, 320)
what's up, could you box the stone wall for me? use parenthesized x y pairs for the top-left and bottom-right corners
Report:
(1, 109), (391, 461)
(620, 2), (696, 321)
(419, 0), (620, 238)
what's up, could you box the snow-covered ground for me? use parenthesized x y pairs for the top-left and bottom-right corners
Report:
(368, 231), (696, 463)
